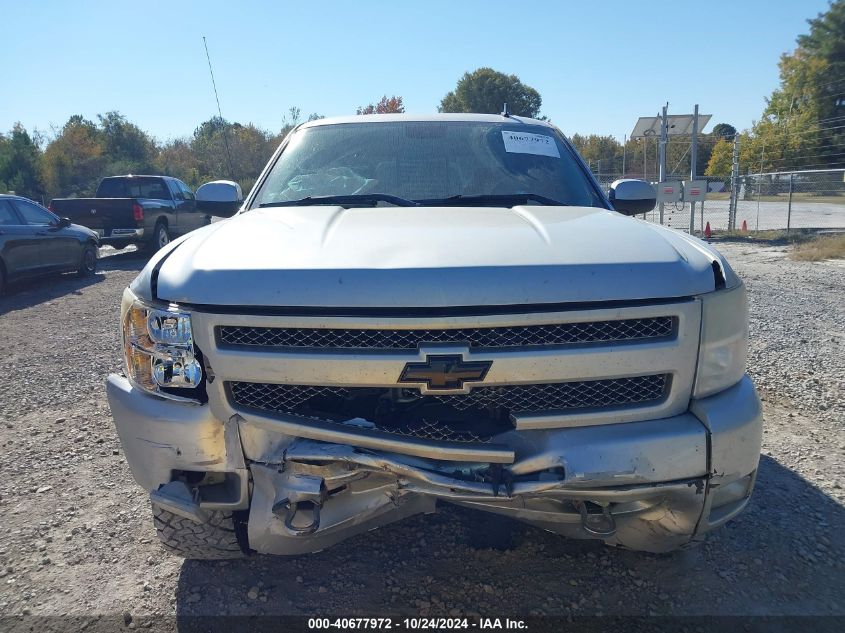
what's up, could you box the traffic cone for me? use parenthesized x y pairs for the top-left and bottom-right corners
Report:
(741, 219), (748, 233)
(704, 222), (712, 239)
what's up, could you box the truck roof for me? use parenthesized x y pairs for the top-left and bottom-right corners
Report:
(100, 174), (175, 180)
(299, 113), (554, 130)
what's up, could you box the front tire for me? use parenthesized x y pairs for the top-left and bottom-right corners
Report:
(152, 505), (246, 560)
(77, 244), (97, 277)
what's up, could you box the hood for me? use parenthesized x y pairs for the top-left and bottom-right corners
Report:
(149, 206), (727, 308)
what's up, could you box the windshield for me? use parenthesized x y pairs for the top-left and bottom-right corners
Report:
(251, 121), (606, 208)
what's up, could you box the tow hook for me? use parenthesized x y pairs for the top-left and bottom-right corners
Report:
(574, 500), (616, 537)
(273, 498), (322, 535)
(271, 473), (325, 536)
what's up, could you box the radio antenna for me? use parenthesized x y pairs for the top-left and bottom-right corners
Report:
(202, 36), (235, 181)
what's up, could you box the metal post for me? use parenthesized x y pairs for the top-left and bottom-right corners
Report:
(787, 172), (794, 233)
(622, 134), (627, 178)
(755, 143), (765, 232)
(729, 134), (740, 231)
(658, 104), (668, 225)
(643, 138), (647, 180)
(689, 104), (699, 234)
(700, 199), (705, 234)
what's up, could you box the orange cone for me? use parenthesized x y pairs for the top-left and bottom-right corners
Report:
(704, 222), (712, 239)
(741, 219), (748, 233)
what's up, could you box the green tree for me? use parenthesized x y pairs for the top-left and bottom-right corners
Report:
(357, 95), (405, 114)
(799, 0), (845, 98)
(744, 1), (845, 171)
(191, 116), (238, 182)
(228, 122), (276, 193)
(439, 68), (542, 118)
(711, 123), (737, 139)
(190, 117), (279, 193)
(97, 111), (156, 175)
(0, 123), (44, 199)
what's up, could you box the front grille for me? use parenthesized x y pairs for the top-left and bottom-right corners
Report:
(228, 375), (670, 442)
(428, 376), (669, 412)
(217, 317), (674, 352)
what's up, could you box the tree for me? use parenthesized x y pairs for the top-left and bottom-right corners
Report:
(704, 137), (734, 179)
(154, 139), (200, 187)
(0, 123), (44, 199)
(569, 134), (622, 174)
(357, 95), (405, 115)
(190, 117), (284, 193)
(97, 111), (156, 175)
(42, 115), (105, 198)
(742, 1), (845, 172)
(798, 0), (845, 83)
(275, 107), (324, 144)
(711, 123), (737, 140)
(439, 68), (542, 118)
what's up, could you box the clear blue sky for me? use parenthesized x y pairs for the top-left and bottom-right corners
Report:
(0, 0), (832, 143)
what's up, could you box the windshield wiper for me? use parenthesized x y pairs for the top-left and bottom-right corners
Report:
(416, 193), (567, 207)
(259, 194), (418, 208)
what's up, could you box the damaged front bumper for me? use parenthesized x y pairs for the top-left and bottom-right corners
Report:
(106, 373), (762, 554)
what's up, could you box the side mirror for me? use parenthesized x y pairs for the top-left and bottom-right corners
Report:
(195, 180), (243, 218)
(58, 217), (72, 228)
(608, 179), (656, 216)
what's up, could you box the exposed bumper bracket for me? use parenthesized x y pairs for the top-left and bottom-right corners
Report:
(149, 480), (208, 524)
(574, 500), (617, 537)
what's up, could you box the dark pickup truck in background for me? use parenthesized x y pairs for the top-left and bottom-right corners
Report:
(49, 175), (210, 251)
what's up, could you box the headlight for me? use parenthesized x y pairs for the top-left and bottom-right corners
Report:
(694, 282), (748, 398)
(121, 291), (203, 398)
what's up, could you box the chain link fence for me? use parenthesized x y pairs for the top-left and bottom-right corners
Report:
(731, 169), (845, 232)
(594, 169), (845, 235)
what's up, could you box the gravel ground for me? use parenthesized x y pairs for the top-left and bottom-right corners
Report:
(0, 242), (842, 628)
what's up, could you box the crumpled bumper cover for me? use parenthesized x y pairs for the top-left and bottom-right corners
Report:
(107, 374), (762, 554)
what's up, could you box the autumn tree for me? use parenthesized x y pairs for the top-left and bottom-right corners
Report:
(42, 115), (105, 198)
(154, 139), (200, 187)
(570, 134), (622, 173)
(439, 68), (542, 118)
(704, 137), (734, 179)
(357, 96), (405, 115)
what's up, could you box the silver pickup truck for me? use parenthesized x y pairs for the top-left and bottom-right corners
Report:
(107, 114), (762, 559)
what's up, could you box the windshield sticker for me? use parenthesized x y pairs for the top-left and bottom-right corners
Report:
(502, 131), (560, 158)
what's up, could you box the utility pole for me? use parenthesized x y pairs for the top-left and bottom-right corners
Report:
(658, 103), (668, 224)
(689, 104), (699, 234)
(728, 134), (740, 231)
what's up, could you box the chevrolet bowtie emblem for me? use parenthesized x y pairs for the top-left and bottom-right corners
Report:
(398, 354), (492, 391)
